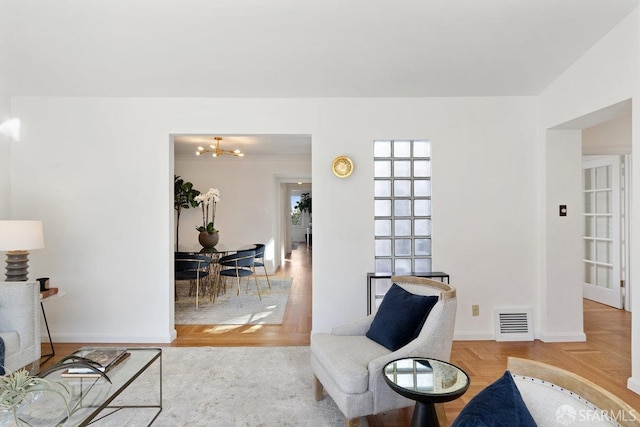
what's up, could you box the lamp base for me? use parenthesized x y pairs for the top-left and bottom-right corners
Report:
(5, 250), (30, 281)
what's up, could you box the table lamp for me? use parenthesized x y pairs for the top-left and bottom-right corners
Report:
(0, 220), (44, 281)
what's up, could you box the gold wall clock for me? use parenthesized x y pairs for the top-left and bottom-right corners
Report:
(332, 156), (354, 178)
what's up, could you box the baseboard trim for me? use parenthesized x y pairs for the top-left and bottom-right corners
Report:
(536, 331), (587, 342)
(44, 332), (174, 343)
(453, 332), (496, 341)
(627, 376), (640, 395)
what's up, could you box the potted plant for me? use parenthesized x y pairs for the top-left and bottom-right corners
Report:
(194, 187), (220, 248)
(0, 368), (70, 426)
(295, 193), (311, 214)
(174, 175), (201, 251)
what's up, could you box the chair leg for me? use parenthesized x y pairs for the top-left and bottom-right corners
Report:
(253, 273), (261, 300)
(262, 265), (271, 288)
(313, 375), (324, 401)
(195, 276), (199, 310)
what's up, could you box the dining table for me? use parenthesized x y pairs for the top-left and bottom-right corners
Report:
(191, 243), (258, 300)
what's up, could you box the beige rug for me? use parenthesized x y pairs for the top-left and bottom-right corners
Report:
(93, 346), (366, 426)
(174, 277), (293, 325)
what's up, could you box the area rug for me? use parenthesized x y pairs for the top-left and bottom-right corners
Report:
(175, 277), (293, 325)
(101, 346), (368, 426)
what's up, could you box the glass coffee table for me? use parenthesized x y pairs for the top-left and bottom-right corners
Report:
(7, 347), (162, 426)
(383, 357), (469, 427)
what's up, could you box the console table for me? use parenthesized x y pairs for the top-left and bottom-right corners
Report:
(367, 272), (450, 315)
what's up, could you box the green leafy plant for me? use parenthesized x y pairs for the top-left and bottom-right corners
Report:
(174, 175), (201, 249)
(0, 368), (70, 426)
(295, 193), (312, 214)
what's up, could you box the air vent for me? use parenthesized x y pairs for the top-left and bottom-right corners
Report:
(494, 309), (533, 341)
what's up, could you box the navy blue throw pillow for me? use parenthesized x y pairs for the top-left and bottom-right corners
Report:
(366, 284), (438, 351)
(451, 371), (537, 427)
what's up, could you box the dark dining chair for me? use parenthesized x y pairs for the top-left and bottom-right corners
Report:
(252, 243), (271, 289)
(175, 253), (212, 309)
(215, 249), (260, 301)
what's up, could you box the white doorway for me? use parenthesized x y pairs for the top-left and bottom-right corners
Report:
(582, 155), (625, 309)
(278, 181), (311, 264)
(291, 190), (311, 245)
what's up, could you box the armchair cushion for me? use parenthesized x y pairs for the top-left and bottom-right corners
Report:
(366, 284), (438, 351)
(311, 334), (390, 394)
(451, 371), (537, 427)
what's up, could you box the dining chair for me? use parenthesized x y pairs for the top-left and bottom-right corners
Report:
(252, 243), (271, 289)
(214, 249), (260, 301)
(174, 252), (199, 296)
(174, 254), (212, 310)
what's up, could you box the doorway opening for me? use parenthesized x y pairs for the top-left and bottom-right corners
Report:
(172, 133), (312, 343)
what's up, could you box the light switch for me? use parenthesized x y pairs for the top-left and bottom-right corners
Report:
(559, 205), (567, 216)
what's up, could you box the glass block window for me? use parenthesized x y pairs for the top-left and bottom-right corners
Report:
(374, 140), (432, 273)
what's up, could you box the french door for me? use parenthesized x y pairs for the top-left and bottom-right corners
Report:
(582, 156), (624, 309)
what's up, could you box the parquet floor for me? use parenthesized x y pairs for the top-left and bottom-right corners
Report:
(42, 244), (639, 425)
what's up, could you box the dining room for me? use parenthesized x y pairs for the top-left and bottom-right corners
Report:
(172, 133), (312, 330)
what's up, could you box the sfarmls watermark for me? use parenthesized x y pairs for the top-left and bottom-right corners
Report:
(555, 405), (639, 425)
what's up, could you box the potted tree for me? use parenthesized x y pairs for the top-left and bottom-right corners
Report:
(174, 175), (201, 251)
(295, 193), (312, 245)
(295, 193), (311, 214)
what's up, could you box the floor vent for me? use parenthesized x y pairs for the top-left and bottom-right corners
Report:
(494, 309), (533, 341)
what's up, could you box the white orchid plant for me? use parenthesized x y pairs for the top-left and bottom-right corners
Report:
(194, 188), (220, 233)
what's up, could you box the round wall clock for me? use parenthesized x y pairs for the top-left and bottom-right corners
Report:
(332, 156), (354, 178)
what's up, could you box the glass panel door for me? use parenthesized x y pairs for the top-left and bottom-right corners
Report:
(582, 156), (622, 308)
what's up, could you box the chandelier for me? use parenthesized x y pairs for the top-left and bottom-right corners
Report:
(195, 137), (244, 157)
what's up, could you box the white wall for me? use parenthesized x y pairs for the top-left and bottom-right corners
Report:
(174, 155), (312, 272)
(582, 111), (633, 155)
(9, 95), (541, 343)
(541, 130), (585, 341)
(539, 8), (639, 393)
(0, 94), (11, 218)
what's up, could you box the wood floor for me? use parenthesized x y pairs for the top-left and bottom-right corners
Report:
(42, 244), (639, 425)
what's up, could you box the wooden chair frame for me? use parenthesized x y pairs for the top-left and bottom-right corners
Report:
(507, 357), (640, 427)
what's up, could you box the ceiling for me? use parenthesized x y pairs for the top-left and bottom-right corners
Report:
(1, 0), (637, 98)
(3, 1), (637, 157)
(173, 134), (311, 158)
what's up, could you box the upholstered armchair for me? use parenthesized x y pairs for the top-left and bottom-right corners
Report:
(0, 281), (41, 373)
(310, 276), (457, 427)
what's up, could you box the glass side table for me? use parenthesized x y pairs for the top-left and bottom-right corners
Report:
(383, 357), (469, 427)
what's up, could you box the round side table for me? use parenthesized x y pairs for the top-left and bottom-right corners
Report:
(383, 357), (470, 427)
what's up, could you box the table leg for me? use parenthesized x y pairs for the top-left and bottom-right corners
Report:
(39, 302), (55, 364)
(411, 401), (439, 427)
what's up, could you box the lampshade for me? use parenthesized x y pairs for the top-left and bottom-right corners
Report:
(0, 220), (44, 281)
(0, 220), (45, 250)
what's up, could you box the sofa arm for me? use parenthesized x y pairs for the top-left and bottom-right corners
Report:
(0, 281), (41, 372)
